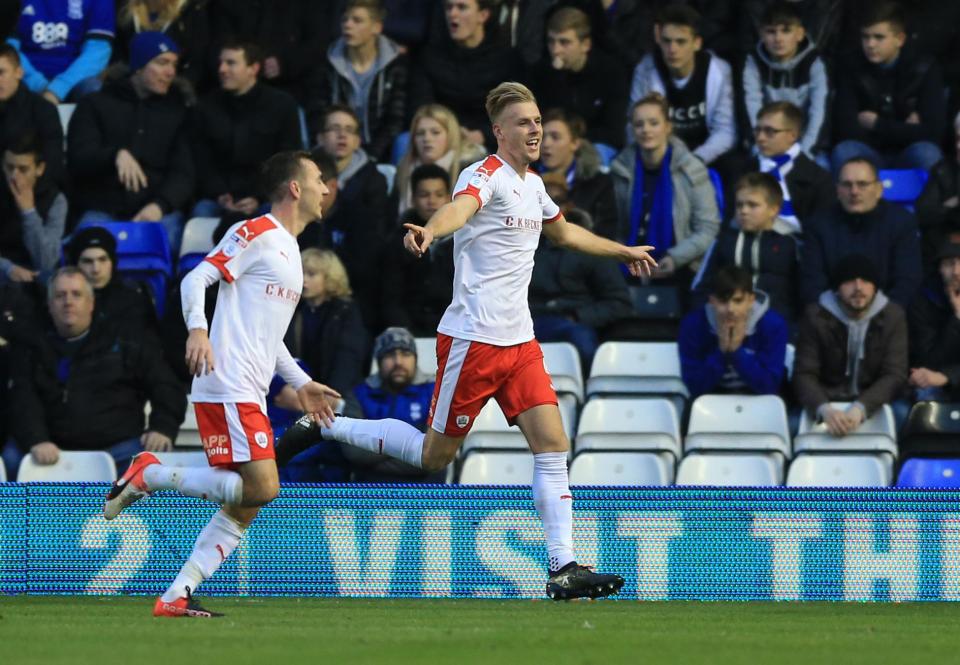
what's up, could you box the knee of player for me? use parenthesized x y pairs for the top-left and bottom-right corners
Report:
(421, 448), (456, 473)
(244, 480), (279, 506)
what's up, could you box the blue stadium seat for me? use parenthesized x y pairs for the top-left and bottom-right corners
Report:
(593, 142), (618, 169)
(897, 458), (960, 488)
(708, 168), (724, 214)
(392, 131), (410, 165)
(879, 169), (928, 208)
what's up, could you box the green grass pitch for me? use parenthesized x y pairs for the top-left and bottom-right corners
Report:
(3, 596), (960, 665)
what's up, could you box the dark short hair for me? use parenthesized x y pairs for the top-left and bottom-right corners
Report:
(321, 104), (361, 130)
(546, 7), (591, 41)
(411, 163), (450, 193)
(4, 132), (43, 162)
(543, 108), (587, 141)
(260, 150), (314, 203)
(0, 43), (20, 67)
(838, 156), (879, 181)
(758, 101), (804, 133)
(309, 148), (338, 182)
(220, 40), (264, 67)
(345, 0), (386, 22)
(861, 1), (906, 33)
(760, 1), (803, 28)
(656, 5), (701, 36)
(735, 172), (783, 208)
(710, 265), (754, 300)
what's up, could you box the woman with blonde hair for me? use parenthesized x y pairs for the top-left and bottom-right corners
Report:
(395, 103), (484, 215)
(284, 249), (369, 396)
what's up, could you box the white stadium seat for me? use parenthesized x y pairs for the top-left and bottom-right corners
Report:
(179, 217), (220, 259)
(463, 399), (578, 454)
(794, 403), (897, 456)
(575, 398), (680, 458)
(177, 401), (203, 447)
(458, 451), (533, 485)
(570, 451), (674, 486)
(541, 342), (583, 402)
(676, 452), (784, 486)
(557, 394), (578, 442)
(0, 458), (6, 482)
(152, 451), (209, 467)
(586, 342), (688, 414)
(17, 451), (117, 483)
(786, 454), (893, 487)
(684, 394), (791, 457)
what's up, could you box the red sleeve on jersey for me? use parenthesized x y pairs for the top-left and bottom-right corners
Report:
(203, 254), (235, 283)
(202, 215), (276, 283)
(454, 187), (483, 209)
(544, 211), (563, 224)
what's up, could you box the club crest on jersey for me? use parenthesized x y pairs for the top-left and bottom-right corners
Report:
(254, 431), (269, 448)
(456, 415), (469, 428)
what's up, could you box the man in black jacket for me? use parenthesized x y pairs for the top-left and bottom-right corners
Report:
(800, 157), (922, 307)
(192, 41), (301, 219)
(9, 267), (186, 472)
(68, 32), (195, 253)
(831, 2), (945, 172)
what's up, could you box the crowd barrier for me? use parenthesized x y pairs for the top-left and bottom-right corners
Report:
(2, 483), (959, 601)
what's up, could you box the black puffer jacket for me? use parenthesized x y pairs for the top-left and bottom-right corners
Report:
(68, 70), (195, 217)
(0, 84), (63, 185)
(908, 276), (960, 398)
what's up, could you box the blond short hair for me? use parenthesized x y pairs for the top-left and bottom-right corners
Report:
(301, 248), (353, 300)
(485, 82), (537, 123)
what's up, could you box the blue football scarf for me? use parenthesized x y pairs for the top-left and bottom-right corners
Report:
(628, 145), (674, 259)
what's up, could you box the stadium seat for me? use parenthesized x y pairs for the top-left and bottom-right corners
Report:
(879, 168), (929, 208)
(462, 399), (577, 454)
(708, 168), (725, 214)
(569, 451), (674, 486)
(557, 394), (578, 442)
(0, 458), (6, 482)
(899, 401), (960, 459)
(897, 458), (960, 488)
(152, 451), (209, 467)
(794, 402), (897, 456)
(586, 342), (688, 415)
(787, 454), (892, 487)
(391, 131), (410, 165)
(376, 163), (397, 195)
(593, 142), (617, 169)
(458, 451), (533, 485)
(785, 343), (795, 381)
(177, 401), (203, 447)
(17, 451), (117, 482)
(541, 342), (583, 402)
(574, 397), (680, 458)
(676, 452), (783, 486)
(627, 285), (682, 320)
(684, 394), (791, 457)
(368, 337), (438, 377)
(178, 216), (219, 275)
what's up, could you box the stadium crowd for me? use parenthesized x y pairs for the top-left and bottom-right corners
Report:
(2, 0), (960, 482)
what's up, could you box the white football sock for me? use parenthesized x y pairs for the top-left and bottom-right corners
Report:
(143, 464), (244, 505)
(321, 417), (425, 468)
(532, 452), (575, 573)
(161, 510), (245, 602)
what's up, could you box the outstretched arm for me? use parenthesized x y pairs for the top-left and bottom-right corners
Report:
(403, 194), (479, 257)
(542, 215), (658, 278)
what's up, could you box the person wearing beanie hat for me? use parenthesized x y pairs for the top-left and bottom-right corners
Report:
(794, 250), (908, 437)
(68, 29), (194, 255)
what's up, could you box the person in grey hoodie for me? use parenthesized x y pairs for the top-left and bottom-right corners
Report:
(610, 93), (720, 283)
(793, 253), (908, 437)
(307, 0), (408, 163)
(742, 1), (829, 155)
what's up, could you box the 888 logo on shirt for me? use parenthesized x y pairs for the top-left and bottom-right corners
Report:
(31, 21), (70, 47)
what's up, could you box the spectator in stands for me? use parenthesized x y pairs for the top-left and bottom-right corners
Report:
(740, 0), (844, 63)
(794, 254), (908, 435)
(284, 248), (368, 398)
(537, 109), (617, 237)
(381, 164), (454, 336)
(745, 101), (833, 234)
(916, 113), (960, 265)
(208, 0), (327, 104)
(307, 0), (408, 164)
(742, 2), (829, 158)
(628, 5), (736, 167)
(530, 207), (632, 371)
(340, 326), (443, 482)
(395, 103), (484, 216)
(8, 267), (185, 469)
(410, 0), (521, 150)
(907, 235), (960, 402)
(68, 32), (194, 254)
(831, 2), (945, 173)
(115, 0), (211, 93)
(0, 44), (64, 185)
(0, 134), (66, 283)
(529, 7), (628, 149)
(8, 0), (114, 103)
(679, 264), (787, 398)
(192, 41), (301, 219)
(487, 0), (552, 67)
(610, 93), (719, 286)
(0, 281), (40, 477)
(693, 173), (800, 323)
(801, 157), (921, 308)
(66, 226), (155, 331)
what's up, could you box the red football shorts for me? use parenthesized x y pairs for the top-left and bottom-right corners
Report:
(194, 402), (275, 467)
(428, 333), (558, 436)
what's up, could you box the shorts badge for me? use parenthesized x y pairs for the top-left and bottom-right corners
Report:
(456, 415), (469, 428)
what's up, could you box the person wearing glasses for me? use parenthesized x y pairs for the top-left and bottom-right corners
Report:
(800, 157), (921, 307)
(744, 101), (833, 234)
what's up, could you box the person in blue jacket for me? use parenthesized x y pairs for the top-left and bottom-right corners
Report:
(679, 263), (787, 398)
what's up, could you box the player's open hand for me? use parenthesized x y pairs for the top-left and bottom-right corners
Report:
(185, 328), (216, 377)
(624, 245), (658, 277)
(403, 223), (434, 258)
(297, 381), (341, 428)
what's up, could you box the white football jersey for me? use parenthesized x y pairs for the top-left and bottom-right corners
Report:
(438, 154), (561, 346)
(190, 214), (303, 409)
